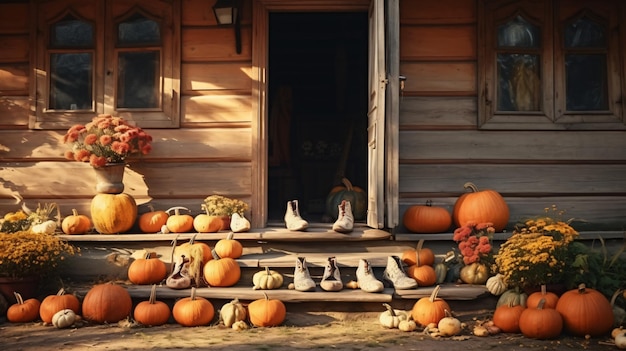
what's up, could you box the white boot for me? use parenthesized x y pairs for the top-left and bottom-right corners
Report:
(285, 200), (308, 231)
(332, 200), (354, 233)
(320, 257), (343, 292)
(356, 259), (384, 293)
(383, 256), (418, 290)
(293, 257), (316, 292)
(230, 212), (250, 233)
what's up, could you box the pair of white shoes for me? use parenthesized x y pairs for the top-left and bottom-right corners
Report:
(284, 199), (354, 233)
(293, 256), (343, 292)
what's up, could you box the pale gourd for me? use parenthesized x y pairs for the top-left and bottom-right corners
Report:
(32, 220), (57, 234)
(437, 310), (462, 336)
(486, 274), (508, 296)
(52, 309), (76, 329)
(252, 267), (284, 290)
(220, 298), (247, 328)
(232, 320), (249, 331)
(379, 303), (409, 329)
(398, 318), (417, 332)
(615, 331), (626, 349)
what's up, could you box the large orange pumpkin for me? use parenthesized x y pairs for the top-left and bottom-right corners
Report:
(326, 177), (367, 220)
(203, 250), (241, 287)
(248, 292), (286, 327)
(172, 287), (214, 327)
(555, 283), (614, 337)
(492, 302), (525, 333)
(82, 282), (133, 324)
(402, 201), (452, 233)
(519, 298), (563, 339)
(134, 284), (171, 326)
(39, 288), (81, 324)
(453, 182), (509, 232)
(411, 285), (450, 326)
(90, 193), (137, 234)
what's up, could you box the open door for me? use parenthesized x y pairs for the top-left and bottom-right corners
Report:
(367, 0), (386, 228)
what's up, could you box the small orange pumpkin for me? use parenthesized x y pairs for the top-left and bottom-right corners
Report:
(172, 287), (214, 327)
(193, 204), (222, 233)
(492, 301), (525, 333)
(7, 292), (41, 323)
(39, 288), (81, 324)
(165, 207), (194, 233)
(82, 282), (132, 324)
(411, 285), (450, 326)
(248, 292), (286, 327)
(90, 193), (137, 234)
(519, 298), (563, 339)
(453, 182), (509, 232)
(133, 284), (171, 326)
(61, 209), (92, 235)
(401, 239), (435, 267)
(138, 204), (169, 233)
(127, 252), (168, 285)
(214, 232), (243, 259)
(526, 285), (559, 309)
(402, 201), (452, 233)
(203, 249), (241, 287)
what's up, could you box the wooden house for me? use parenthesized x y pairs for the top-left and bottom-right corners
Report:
(0, 0), (625, 302)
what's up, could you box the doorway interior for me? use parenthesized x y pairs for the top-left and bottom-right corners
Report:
(267, 12), (369, 223)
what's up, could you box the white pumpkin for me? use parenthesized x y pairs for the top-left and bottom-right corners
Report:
(52, 309), (76, 329)
(486, 274), (508, 296)
(31, 220), (57, 234)
(219, 298), (247, 328)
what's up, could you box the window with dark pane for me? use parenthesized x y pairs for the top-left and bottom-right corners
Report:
(48, 15), (94, 110)
(116, 13), (161, 109)
(496, 15), (541, 112)
(564, 15), (608, 111)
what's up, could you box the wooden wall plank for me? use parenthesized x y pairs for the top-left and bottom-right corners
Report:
(182, 95), (252, 123)
(0, 35), (29, 62)
(0, 96), (29, 127)
(399, 131), (626, 161)
(0, 64), (28, 94)
(0, 3), (29, 34)
(0, 128), (252, 160)
(182, 27), (252, 61)
(400, 25), (476, 60)
(399, 96), (476, 127)
(182, 62), (252, 92)
(398, 164), (626, 194)
(400, 0), (476, 25)
(400, 62), (476, 94)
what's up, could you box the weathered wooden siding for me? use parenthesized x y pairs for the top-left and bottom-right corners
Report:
(397, 0), (626, 232)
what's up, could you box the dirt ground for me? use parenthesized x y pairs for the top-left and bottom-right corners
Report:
(0, 309), (620, 351)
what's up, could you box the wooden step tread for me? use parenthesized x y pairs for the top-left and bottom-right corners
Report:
(394, 284), (489, 300)
(59, 225), (390, 243)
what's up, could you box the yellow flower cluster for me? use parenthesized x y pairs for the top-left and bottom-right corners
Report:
(203, 195), (249, 216)
(493, 206), (579, 289)
(0, 231), (79, 279)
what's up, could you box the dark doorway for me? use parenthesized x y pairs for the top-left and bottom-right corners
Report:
(267, 12), (369, 223)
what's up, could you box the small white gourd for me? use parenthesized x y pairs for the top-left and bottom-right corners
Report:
(437, 309), (462, 336)
(32, 220), (57, 234)
(52, 309), (76, 329)
(379, 303), (409, 329)
(485, 274), (508, 296)
(220, 298), (247, 328)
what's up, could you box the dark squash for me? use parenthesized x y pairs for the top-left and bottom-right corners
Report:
(326, 177), (366, 220)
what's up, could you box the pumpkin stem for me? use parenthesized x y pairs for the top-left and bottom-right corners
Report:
(383, 303), (396, 316)
(341, 177), (354, 191)
(144, 251), (152, 260)
(611, 289), (624, 306)
(149, 284), (158, 304)
(262, 292), (270, 301)
(463, 182), (479, 193)
(416, 239), (425, 266)
(426, 200), (433, 207)
(540, 284), (547, 296)
(211, 249), (221, 260)
(190, 233), (198, 245)
(577, 283), (587, 294)
(56, 288), (66, 296)
(226, 232), (234, 240)
(429, 285), (441, 302)
(444, 309), (453, 318)
(71, 209), (79, 217)
(537, 298), (546, 310)
(166, 206), (190, 216)
(170, 235), (179, 272)
(13, 292), (24, 305)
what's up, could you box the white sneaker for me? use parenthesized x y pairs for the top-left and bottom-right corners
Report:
(293, 257), (316, 292)
(332, 200), (354, 233)
(285, 200), (308, 231)
(356, 259), (384, 293)
(320, 257), (343, 292)
(383, 256), (418, 290)
(230, 213), (250, 233)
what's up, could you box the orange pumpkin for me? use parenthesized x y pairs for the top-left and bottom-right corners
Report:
(402, 201), (452, 233)
(61, 209), (92, 235)
(39, 288), (81, 324)
(203, 250), (241, 287)
(165, 207), (194, 233)
(127, 252), (168, 285)
(401, 239), (435, 267)
(82, 282), (132, 324)
(7, 292), (41, 323)
(138, 204), (169, 233)
(193, 204), (222, 233)
(134, 284), (171, 326)
(90, 193), (137, 234)
(555, 283), (614, 337)
(326, 177), (367, 220)
(214, 232), (243, 259)
(172, 287), (214, 327)
(411, 285), (450, 326)
(519, 298), (563, 339)
(526, 285), (559, 309)
(406, 264), (437, 287)
(248, 292), (286, 327)
(453, 182), (510, 232)
(492, 302), (525, 333)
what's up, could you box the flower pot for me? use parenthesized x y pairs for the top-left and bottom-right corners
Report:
(93, 163), (126, 194)
(0, 276), (39, 304)
(219, 216), (231, 231)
